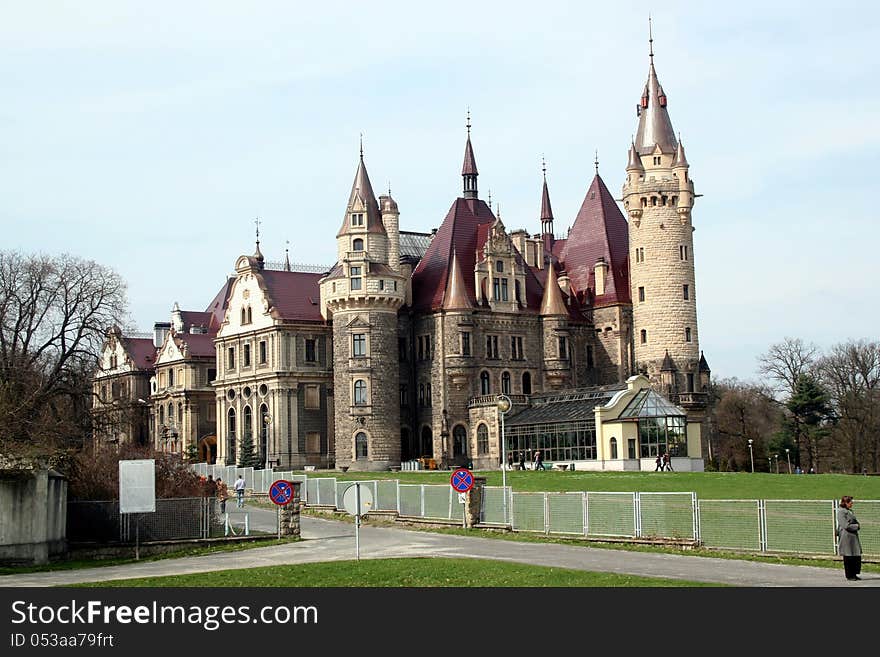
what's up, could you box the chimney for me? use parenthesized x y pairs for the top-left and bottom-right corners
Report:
(153, 322), (171, 348)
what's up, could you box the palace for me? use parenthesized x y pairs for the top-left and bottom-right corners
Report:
(93, 39), (710, 472)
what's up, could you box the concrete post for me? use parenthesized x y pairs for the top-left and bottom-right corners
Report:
(278, 482), (302, 537)
(465, 476), (486, 528)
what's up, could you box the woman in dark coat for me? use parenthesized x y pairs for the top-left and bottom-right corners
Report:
(836, 495), (862, 581)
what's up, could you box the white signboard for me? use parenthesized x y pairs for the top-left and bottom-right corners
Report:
(119, 459), (156, 513)
(341, 483), (373, 516)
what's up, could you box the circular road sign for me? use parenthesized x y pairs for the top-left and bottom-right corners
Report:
(341, 483), (374, 516)
(450, 468), (475, 494)
(269, 479), (294, 506)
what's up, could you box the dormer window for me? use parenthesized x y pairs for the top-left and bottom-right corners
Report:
(351, 213), (364, 227)
(352, 238), (364, 251)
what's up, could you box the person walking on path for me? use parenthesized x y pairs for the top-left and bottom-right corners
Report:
(216, 477), (229, 514)
(836, 495), (862, 581)
(518, 451), (526, 471)
(507, 453), (514, 470)
(234, 475), (246, 508)
(655, 454), (663, 471)
(534, 450), (546, 471)
(662, 452), (673, 472)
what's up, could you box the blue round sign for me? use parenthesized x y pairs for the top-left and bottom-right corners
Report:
(269, 479), (294, 506)
(450, 468), (474, 493)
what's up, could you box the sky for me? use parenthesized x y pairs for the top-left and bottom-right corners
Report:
(2, 1), (878, 383)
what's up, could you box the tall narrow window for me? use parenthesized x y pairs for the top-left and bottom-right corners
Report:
(259, 403), (269, 466)
(168, 369), (175, 387)
(227, 408), (236, 462)
(243, 406), (253, 449)
(501, 278), (509, 301)
(558, 337), (568, 360)
(305, 339), (316, 362)
(425, 383), (432, 406)
(477, 424), (489, 455)
(522, 371), (532, 395)
(350, 266), (362, 290)
(354, 380), (367, 406)
(638, 286), (645, 302)
(355, 432), (368, 458)
(683, 284), (690, 300)
(305, 385), (320, 410)
(501, 371), (511, 394)
(480, 371), (490, 395)
(352, 334), (366, 357)
(419, 383), (425, 407)
(685, 327), (692, 342)
(352, 238), (364, 251)
(259, 340), (267, 364)
(640, 329), (647, 344)
(243, 344), (251, 367)
(493, 278), (501, 301)
(227, 347), (236, 370)
(398, 338), (407, 361)
(351, 213), (364, 227)
(400, 385), (409, 407)
(461, 332), (471, 356)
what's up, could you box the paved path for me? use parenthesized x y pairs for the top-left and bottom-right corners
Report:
(2, 508), (875, 587)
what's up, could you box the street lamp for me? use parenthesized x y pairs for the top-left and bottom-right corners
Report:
(774, 454), (779, 474)
(496, 394), (512, 526)
(785, 448), (792, 474)
(747, 439), (754, 473)
(262, 413), (272, 472)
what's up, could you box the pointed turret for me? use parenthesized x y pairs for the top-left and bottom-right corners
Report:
(442, 249), (474, 311)
(540, 159), (554, 241)
(673, 138), (689, 168)
(283, 243), (291, 272)
(661, 350), (677, 371)
(627, 140), (645, 172)
(337, 148), (384, 238)
(540, 264), (568, 316)
(634, 28), (677, 156)
(698, 351), (710, 373)
(462, 112), (479, 199)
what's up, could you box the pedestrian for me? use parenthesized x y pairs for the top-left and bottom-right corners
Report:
(663, 452), (673, 472)
(518, 451), (526, 471)
(204, 474), (217, 497)
(216, 477), (229, 514)
(507, 452), (514, 470)
(534, 450), (546, 471)
(655, 454), (662, 471)
(234, 474), (246, 508)
(836, 495), (862, 581)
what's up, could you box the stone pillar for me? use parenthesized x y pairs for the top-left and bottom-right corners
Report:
(464, 476), (486, 528)
(278, 482), (302, 537)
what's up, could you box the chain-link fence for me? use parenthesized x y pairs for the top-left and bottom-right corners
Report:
(187, 465), (879, 557)
(68, 497), (223, 543)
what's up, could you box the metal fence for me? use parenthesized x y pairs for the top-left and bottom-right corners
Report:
(68, 497), (223, 543)
(187, 465), (879, 557)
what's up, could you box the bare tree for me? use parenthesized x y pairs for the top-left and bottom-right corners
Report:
(758, 337), (819, 400)
(817, 340), (880, 472)
(0, 251), (128, 454)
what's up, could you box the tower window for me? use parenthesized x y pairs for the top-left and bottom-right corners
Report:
(651, 197), (657, 206)
(461, 331), (471, 356)
(683, 284), (690, 300)
(496, 260), (504, 273)
(500, 278), (509, 301)
(305, 338), (317, 362)
(354, 379), (367, 406)
(501, 371), (511, 394)
(640, 330), (647, 344)
(350, 265), (362, 290)
(522, 371), (532, 395)
(480, 371), (491, 395)
(653, 156), (661, 165)
(259, 340), (267, 364)
(379, 279), (384, 290)
(351, 213), (364, 227)
(486, 335), (499, 359)
(638, 286), (645, 303)
(227, 346), (236, 370)
(243, 344), (251, 367)
(352, 238), (364, 251)
(352, 333), (366, 357)
(679, 245), (689, 261)
(511, 336), (523, 360)
(355, 432), (368, 459)
(425, 383), (432, 406)
(558, 337), (568, 360)
(685, 327), (692, 342)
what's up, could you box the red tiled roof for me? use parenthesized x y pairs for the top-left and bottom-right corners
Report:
(123, 337), (156, 370)
(179, 311), (212, 333)
(260, 270), (324, 322)
(173, 332), (216, 358)
(560, 174), (631, 306)
(206, 278), (234, 332)
(411, 198), (546, 313)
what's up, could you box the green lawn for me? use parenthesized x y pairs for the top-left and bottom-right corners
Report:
(71, 557), (718, 587)
(316, 470), (880, 500)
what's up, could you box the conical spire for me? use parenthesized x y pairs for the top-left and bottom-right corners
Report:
(462, 111), (479, 199)
(634, 23), (677, 156)
(661, 349), (677, 371)
(253, 217), (265, 268)
(627, 140), (645, 171)
(337, 145), (383, 237)
(442, 248), (474, 311)
(540, 158), (554, 222)
(284, 240), (291, 272)
(673, 136), (689, 167)
(699, 351), (711, 372)
(540, 264), (568, 316)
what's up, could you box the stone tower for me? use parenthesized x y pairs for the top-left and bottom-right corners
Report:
(319, 147), (406, 471)
(621, 32), (705, 402)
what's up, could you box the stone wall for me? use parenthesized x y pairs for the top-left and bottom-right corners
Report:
(0, 468), (67, 565)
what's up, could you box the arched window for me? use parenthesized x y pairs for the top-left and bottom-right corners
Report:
(352, 238), (364, 251)
(354, 380), (367, 406)
(453, 425), (468, 457)
(522, 372), (532, 395)
(355, 432), (368, 459)
(247, 307), (253, 324)
(480, 371), (491, 395)
(501, 371), (511, 394)
(241, 308), (246, 324)
(610, 437), (618, 460)
(640, 329), (647, 344)
(227, 408), (236, 462)
(167, 403), (173, 426)
(420, 426), (432, 457)
(158, 405), (165, 426)
(477, 424), (489, 455)
(243, 406), (253, 450)
(260, 403), (269, 466)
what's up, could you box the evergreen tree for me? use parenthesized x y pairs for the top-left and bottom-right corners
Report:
(237, 431), (258, 468)
(786, 374), (833, 472)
